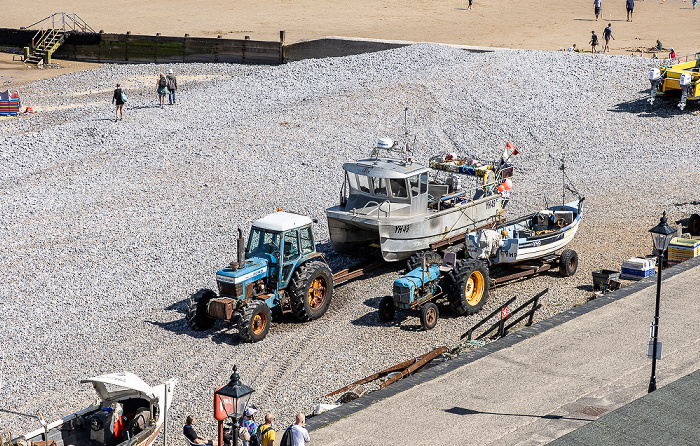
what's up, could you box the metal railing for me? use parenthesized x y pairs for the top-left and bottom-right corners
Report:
(351, 200), (392, 218)
(24, 12), (95, 49)
(461, 288), (547, 341)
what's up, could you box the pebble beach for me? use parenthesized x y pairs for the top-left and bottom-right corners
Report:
(1, 44), (699, 439)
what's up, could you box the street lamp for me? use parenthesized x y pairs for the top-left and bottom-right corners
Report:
(214, 366), (255, 446)
(647, 211), (676, 393)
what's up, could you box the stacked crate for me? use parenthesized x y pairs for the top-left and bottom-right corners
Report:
(620, 257), (655, 280)
(668, 237), (700, 265)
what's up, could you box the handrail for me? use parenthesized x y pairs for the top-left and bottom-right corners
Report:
(26, 12), (95, 49)
(351, 200), (392, 218)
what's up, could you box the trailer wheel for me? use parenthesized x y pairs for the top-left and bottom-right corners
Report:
(420, 302), (439, 330)
(446, 259), (490, 315)
(559, 249), (579, 277)
(690, 214), (700, 236)
(405, 251), (442, 274)
(237, 300), (271, 343)
(378, 295), (396, 322)
(186, 289), (216, 331)
(289, 260), (333, 321)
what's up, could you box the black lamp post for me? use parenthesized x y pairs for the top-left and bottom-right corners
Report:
(214, 366), (255, 446)
(648, 211), (676, 393)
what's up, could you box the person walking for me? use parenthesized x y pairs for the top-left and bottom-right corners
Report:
(626, 0), (634, 21)
(467, 0), (472, 9)
(258, 413), (275, 446)
(291, 413), (310, 446)
(603, 23), (614, 52)
(112, 83), (125, 121)
(157, 72), (168, 108)
(590, 31), (599, 53)
(594, 0), (602, 20)
(184, 416), (213, 445)
(166, 69), (178, 105)
(240, 407), (258, 446)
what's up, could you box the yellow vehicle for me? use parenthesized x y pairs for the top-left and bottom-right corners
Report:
(649, 52), (700, 110)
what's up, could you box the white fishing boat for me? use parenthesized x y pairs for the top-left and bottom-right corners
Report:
(326, 138), (517, 261)
(466, 198), (584, 264)
(3, 372), (176, 446)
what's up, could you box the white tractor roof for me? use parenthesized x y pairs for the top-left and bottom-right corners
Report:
(252, 211), (313, 232)
(81, 372), (156, 400)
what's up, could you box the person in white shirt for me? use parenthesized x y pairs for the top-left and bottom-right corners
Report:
(291, 413), (310, 446)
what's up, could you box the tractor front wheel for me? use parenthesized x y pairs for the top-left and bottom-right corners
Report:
(289, 260), (333, 321)
(186, 289), (216, 331)
(378, 295), (396, 322)
(689, 214), (700, 236)
(446, 259), (490, 315)
(237, 300), (272, 343)
(420, 302), (439, 330)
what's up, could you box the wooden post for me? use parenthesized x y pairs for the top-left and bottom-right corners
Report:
(155, 33), (160, 62)
(279, 30), (285, 63)
(23, 47), (29, 60)
(215, 35), (220, 62)
(125, 31), (130, 61)
(183, 33), (189, 62)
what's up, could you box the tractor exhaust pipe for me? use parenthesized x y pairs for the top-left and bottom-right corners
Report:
(237, 228), (245, 269)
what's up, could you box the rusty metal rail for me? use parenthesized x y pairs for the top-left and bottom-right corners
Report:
(324, 346), (447, 397)
(491, 255), (559, 285)
(461, 288), (547, 340)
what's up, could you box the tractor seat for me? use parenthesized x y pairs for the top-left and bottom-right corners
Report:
(439, 252), (457, 273)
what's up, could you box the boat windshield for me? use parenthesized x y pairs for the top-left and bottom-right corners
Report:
(247, 228), (281, 259)
(347, 172), (416, 200)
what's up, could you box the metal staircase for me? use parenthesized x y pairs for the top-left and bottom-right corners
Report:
(23, 13), (95, 65)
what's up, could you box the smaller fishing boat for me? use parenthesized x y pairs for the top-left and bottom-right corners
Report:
(648, 51), (700, 110)
(3, 372), (176, 446)
(466, 197), (584, 264)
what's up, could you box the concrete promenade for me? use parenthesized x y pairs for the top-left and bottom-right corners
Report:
(308, 256), (700, 445)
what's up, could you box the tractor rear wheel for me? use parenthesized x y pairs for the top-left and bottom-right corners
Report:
(186, 289), (216, 331)
(420, 302), (439, 330)
(378, 295), (396, 322)
(289, 260), (333, 321)
(559, 249), (579, 277)
(405, 251), (442, 274)
(237, 300), (272, 343)
(445, 259), (490, 315)
(689, 214), (700, 236)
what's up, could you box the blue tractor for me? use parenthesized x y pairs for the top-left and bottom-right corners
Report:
(187, 211), (334, 342)
(378, 251), (489, 330)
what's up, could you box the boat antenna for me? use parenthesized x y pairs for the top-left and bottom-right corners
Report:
(549, 154), (582, 206)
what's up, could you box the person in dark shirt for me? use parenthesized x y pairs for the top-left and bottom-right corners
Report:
(184, 415), (213, 445)
(590, 31), (599, 53)
(603, 24), (614, 52)
(112, 83), (124, 122)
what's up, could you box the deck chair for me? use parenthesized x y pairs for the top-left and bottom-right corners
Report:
(184, 435), (198, 446)
(439, 251), (457, 273)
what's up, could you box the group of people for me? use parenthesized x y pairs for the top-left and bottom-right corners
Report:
(593, 0), (634, 21)
(588, 23), (614, 53)
(110, 69), (178, 121)
(184, 409), (311, 446)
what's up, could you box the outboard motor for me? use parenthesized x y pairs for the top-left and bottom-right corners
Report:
(648, 68), (662, 105)
(678, 72), (692, 111)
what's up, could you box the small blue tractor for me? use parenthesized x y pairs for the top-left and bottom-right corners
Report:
(379, 251), (490, 330)
(187, 211), (333, 342)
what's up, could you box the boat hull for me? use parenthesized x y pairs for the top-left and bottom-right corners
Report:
(327, 194), (503, 261)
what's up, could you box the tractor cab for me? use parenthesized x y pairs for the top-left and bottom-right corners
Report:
(245, 212), (318, 288)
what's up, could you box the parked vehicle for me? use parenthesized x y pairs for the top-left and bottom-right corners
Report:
(379, 198), (583, 330)
(648, 52), (700, 110)
(187, 211), (334, 342)
(3, 372), (176, 446)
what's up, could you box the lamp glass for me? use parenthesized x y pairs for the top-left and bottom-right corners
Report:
(649, 212), (676, 253)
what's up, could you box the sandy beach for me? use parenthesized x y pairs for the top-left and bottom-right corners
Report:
(1, 0), (699, 86)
